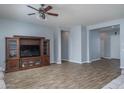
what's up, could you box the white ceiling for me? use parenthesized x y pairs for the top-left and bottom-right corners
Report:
(0, 4), (124, 28)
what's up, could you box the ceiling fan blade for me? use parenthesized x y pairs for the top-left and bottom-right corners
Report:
(27, 5), (39, 11)
(27, 13), (36, 15)
(46, 12), (58, 16)
(44, 6), (52, 12)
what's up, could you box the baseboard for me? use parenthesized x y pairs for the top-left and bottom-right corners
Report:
(85, 60), (92, 63)
(90, 58), (101, 62)
(102, 57), (120, 60)
(54, 60), (62, 64)
(50, 60), (62, 64)
(68, 59), (87, 64)
(80, 60), (91, 63)
(69, 60), (82, 64)
(56, 62), (62, 64)
(50, 61), (56, 64)
(110, 58), (120, 60)
(61, 59), (69, 61)
(102, 57), (112, 59)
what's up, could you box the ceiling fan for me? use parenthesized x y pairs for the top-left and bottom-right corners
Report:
(27, 4), (59, 19)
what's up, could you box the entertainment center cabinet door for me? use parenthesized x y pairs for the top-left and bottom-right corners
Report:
(42, 39), (50, 66)
(42, 55), (50, 66)
(6, 38), (20, 59)
(6, 59), (19, 72)
(6, 37), (20, 72)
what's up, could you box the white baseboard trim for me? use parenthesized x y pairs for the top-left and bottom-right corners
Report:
(56, 62), (62, 64)
(61, 59), (69, 61)
(90, 58), (101, 63)
(102, 57), (120, 60)
(84, 61), (91, 63)
(50, 60), (56, 64)
(82, 61), (90, 63)
(69, 60), (82, 64)
(68, 59), (88, 64)
(55, 60), (62, 64)
(102, 57), (112, 59)
(50, 60), (62, 64)
(110, 58), (120, 60)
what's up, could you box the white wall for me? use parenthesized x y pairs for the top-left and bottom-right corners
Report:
(100, 31), (110, 58)
(104, 32), (111, 57)
(54, 28), (62, 64)
(110, 31), (120, 59)
(89, 31), (100, 60)
(87, 19), (124, 68)
(89, 28), (120, 61)
(69, 26), (82, 63)
(0, 19), (56, 68)
(61, 31), (69, 60)
(120, 23), (124, 68)
(69, 25), (87, 63)
(81, 26), (87, 62)
(100, 32), (105, 57)
(56, 19), (123, 69)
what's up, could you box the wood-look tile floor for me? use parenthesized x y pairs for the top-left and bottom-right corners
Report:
(5, 59), (121, 89)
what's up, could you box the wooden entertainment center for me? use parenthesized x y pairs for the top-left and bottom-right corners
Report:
(5, 35), (50, 72)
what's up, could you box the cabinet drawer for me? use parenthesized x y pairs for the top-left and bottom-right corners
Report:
(20, 57), (41, 68)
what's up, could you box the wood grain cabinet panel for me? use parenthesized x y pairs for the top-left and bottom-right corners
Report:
(6, 59), (19, 72)
(42, 55), (50, 66)
(6, 36), (50, 72)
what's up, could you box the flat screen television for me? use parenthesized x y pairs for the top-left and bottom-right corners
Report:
(20, 45), (40, 57)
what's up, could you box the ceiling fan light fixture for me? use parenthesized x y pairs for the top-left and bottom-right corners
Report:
(36, 13), (47, 21)
(27, 4), (59, 20)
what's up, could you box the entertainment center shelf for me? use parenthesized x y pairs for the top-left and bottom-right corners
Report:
(6, 35), (50, 72)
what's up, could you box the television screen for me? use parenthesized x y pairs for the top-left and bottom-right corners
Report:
(20, 45), (40, 57)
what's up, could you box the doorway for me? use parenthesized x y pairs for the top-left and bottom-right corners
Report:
(61, 31), (69, 62)
(100, 27), (120, 59)
(89, 25), (120, 62)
